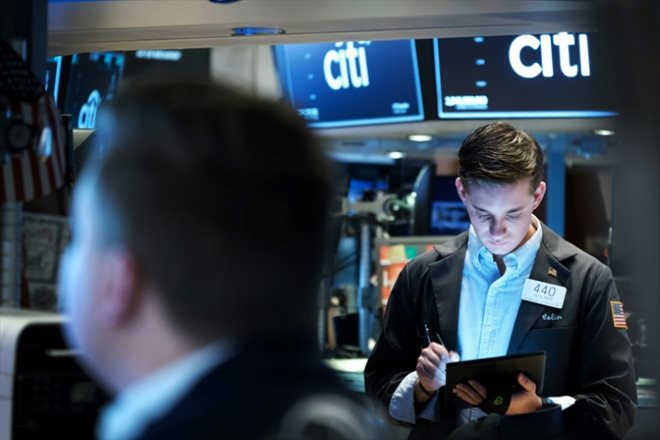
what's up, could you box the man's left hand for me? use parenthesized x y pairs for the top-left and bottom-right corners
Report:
(506, 373), (542, 415)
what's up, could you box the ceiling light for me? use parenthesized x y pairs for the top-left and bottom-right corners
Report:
(594, 129), (615, 136)
(408, 134), (432, 143)
(388, 151), (405, 159)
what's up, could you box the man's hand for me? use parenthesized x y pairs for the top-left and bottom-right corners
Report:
(416, 343), (460, 394)
(452, 373), (542, 415)
(453, 379), (487, 406)
(506, 373), (542, 415)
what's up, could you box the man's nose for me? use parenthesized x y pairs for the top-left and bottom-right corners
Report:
(490, 219), (506, 237)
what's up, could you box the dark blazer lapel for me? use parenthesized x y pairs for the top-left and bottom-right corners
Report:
(507, 224), (573, 354)
(429, 233), (468, 351)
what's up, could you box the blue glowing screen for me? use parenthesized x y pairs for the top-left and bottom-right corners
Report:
(435, 33), (617, 119)
(274, 40), (424, 128)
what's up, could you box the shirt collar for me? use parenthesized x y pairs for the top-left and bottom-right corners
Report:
(467, 215), (543, 277)
(98, 340), (234, 440)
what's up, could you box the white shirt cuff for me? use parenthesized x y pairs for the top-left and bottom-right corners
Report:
(547, 395), (577, 410)
(388, 372), (441, 423)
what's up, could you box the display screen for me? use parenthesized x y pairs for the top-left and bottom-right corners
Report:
(44, 56), (63, 103)
(435, 32), (617, 119)
(429, 176), (469, 235)
(430, 200), (470, 234)
(376, 238), (441, 308)
(274, 40), (424, 128)
(347, 178), (388, 203)
(64, 52), (125, 129)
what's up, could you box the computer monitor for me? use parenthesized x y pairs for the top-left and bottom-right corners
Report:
(434, 32), (617, 119)
(44, 56), (63, 104)
(347, 177), (389, 203)
(63, 52), (125, 129)
(412, 164), (469, 236)
(273, 39), (424, 128)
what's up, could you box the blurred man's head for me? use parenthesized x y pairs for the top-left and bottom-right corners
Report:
(455, 122), (546, 256)
(58, 80), (332, 390)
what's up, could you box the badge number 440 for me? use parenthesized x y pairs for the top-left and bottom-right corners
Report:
(522, 279), (567, 309)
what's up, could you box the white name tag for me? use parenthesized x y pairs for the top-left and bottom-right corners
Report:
(522, 279), (567, 309)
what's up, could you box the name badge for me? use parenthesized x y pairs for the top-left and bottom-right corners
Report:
(522, 279), (566, 309)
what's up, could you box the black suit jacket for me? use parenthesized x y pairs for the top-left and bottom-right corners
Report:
(136, 339), (369, 440)
(365, 223), (637, 439)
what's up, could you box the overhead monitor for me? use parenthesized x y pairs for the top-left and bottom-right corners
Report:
(274, 40), (424, 128)
(44, 56), (63, 104)
(434, 32), (617, 119)
(63, 52), (125, 129)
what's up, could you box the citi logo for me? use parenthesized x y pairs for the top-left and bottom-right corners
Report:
(78, 90), (102, 129)
(509, 32), (591, 79)
(323, 42), (370, 91)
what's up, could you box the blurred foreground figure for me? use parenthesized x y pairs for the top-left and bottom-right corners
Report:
(58, 79), (374, 440)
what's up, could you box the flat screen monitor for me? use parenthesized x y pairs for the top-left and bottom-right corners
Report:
(44, 56), (63, 104)
(346, 177), (388, 203)
(429, 177), (470, 235)
(274, 39), (424, 128)
(63, 52), (125, 129)
(413, 165), (470, 236)
(434, 32), (617, 119)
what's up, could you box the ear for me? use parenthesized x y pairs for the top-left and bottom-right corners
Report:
(532, 181), (546, 210)
(96, 249), (141, 329)
(455, 177), (468, 203)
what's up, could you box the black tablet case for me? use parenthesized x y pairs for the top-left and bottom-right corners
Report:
(445, 351), (546, 408)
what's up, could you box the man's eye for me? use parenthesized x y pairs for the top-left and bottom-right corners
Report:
(507, 215), (521, 220)
(477, 213), (490, 220)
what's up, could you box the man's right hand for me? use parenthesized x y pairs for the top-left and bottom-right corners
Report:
(415, 342), (460, 398)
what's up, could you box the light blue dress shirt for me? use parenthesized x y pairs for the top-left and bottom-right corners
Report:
(458, 220), (542, 361)
(454, 220), (542, 422)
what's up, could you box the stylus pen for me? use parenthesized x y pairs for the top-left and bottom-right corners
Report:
(424, 323), (446, 347)
(424, 324), (433, 345)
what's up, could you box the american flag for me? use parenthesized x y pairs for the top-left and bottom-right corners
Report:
(1, 41), (66, 203)
(610, 301), (628, 329)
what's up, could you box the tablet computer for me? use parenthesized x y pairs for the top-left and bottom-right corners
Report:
(445, 351), (546, 407)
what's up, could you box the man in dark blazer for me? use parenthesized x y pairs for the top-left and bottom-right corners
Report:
(365, 122), (636, 439)
(57, 79), (374, 440)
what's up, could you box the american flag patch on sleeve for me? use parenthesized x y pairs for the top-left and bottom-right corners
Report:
(610, 301), (628, 329)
